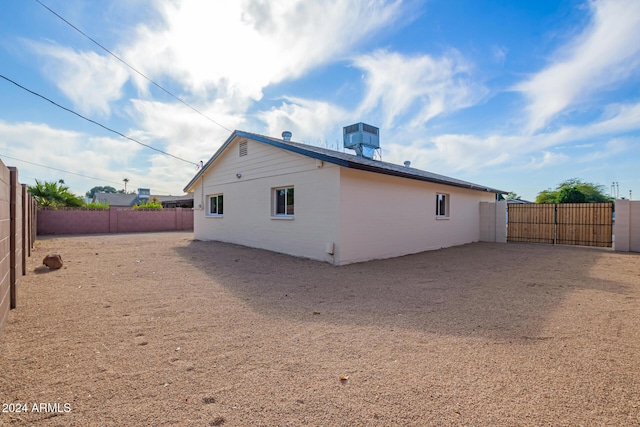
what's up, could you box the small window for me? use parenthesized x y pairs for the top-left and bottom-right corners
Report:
(208, 194), (223, 216)
(239, 140), (248, 157)
(436, 193), (449, 218)
(274, 187), (294, 217)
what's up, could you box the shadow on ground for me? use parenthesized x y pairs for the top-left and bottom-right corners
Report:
(174, 240), (632, 340)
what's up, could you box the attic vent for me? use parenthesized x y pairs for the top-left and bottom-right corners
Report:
(239, 140), (248, 157)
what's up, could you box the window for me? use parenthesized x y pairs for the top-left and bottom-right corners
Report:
(208, 194), (223, 216)
(436, 193), (449, 218)
(274, 187), (294, 217)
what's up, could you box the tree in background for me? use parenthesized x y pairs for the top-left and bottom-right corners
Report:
(28, 179), (84, 207)
(86, 185), (118, 198)
(535, 179), (613, 203)
(505, 192), (522, 200)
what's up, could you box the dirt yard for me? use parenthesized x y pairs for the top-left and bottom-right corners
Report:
(0, 232), (638, 426)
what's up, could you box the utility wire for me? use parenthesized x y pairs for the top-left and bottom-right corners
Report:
(0, 74), (198, 166)
(35, 0), (233, 133)
(0, 153), (124, 186)
(0, 153), (178, 195)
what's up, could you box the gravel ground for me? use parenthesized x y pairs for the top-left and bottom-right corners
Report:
(0, 232), (639, 426)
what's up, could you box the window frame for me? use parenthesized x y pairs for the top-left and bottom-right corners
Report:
(436, 193), (449, 219)
(272, 186), (294, 218)
(207, 194), (224, 217)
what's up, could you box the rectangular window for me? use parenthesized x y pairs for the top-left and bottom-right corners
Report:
(436, 193), (449, 218)
(274, 187), (294, 217)
(208, 194), (223, 216)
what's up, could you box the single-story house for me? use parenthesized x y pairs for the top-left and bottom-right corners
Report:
(93, 189), (193, 208)
(506, 198), (534, 204)
(93, 192), (140, 207)
(184, 129), (506, 265)
(156, 194), (194, 209)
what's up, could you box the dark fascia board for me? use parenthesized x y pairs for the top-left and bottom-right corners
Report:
(184, 130), (507, 194)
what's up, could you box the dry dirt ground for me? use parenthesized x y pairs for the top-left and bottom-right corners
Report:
(0, 232), (639, 426)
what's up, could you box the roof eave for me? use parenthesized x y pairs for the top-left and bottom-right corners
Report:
(346, 162), (507, 194)
(183, 130), (508, 195)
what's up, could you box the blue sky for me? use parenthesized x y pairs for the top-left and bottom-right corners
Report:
(1, 0), (639, 200)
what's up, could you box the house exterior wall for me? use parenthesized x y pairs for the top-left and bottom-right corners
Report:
(336, 168), (496, 265)
(193, 137), (341, 263)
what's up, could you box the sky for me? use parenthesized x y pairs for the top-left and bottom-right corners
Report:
(1, 0), (639, 201)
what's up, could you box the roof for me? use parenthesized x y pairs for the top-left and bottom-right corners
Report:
(93, 192), (138, 206)
(153, 194), (194, 203)
(506, 198), (534, 204)
(184, 130), (507, 194)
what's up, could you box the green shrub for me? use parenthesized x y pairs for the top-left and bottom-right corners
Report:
(133, 201), (163, 210)
(84, 201), (110, 210)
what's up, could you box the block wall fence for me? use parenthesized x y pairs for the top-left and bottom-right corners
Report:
(0, 160), (36, 338)
(37, 206), (194, 235)
(614, 199), (640, 253)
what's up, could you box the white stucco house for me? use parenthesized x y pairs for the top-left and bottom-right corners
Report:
(184, 127), (506, 265)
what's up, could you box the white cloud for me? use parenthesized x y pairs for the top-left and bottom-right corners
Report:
(516, 0), (640, 133)
(257, 97), (350, 146)
(0, 120), (187, 195)
(123, 0), (406, 105)
(353, 49), (487, 128)
(379, 100), (640, 175)
(25, 0), (408, 122)
(27, 42), (130, 116)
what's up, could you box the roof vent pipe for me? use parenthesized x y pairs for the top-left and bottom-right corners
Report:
(404, 161), (411, 167)
(282, 131), (292, 141)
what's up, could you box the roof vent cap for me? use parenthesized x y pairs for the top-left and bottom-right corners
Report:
(404, 161), (411, 167)
(282, 131), (292, 141)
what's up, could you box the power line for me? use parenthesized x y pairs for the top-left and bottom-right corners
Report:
(0, 152), (178, 195)
(0, 73), (198, 166)
(35, 0), (233, 133)
(0, 152), (124, 185)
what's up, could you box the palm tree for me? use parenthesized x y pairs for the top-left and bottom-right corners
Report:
(28, 179), (84, 207)
(123, 178), (129, 193)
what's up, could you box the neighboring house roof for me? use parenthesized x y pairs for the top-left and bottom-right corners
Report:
(93, 192), (138, 206)
(93, 192), (194, 207)
(156, 194), (194, 208)
(506, 198), (534, 204)
(154, 194), (194, 203)
(184, 130), (508, 194)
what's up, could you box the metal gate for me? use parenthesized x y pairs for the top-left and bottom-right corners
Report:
(507, 203), (613, 248)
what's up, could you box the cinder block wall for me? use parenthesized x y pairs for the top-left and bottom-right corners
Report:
(9, 168), (23, 309)
(0, 162), (34, 338)
(614, 200), (640, 253)
(479, 201), (507, 243)
(0, 160), (10, 335)
(37, 207), (194, 235)
(37, 209), (110, 235)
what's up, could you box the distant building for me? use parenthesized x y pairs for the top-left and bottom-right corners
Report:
(93, 188), (193, 208)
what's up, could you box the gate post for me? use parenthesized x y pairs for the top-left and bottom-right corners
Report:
(553, 205), (557, 245)
(615, 199), (630, 252)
